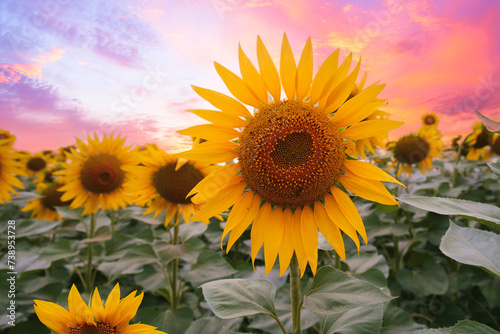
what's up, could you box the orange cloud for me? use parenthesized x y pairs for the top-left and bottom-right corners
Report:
(0, 47), (66, 84)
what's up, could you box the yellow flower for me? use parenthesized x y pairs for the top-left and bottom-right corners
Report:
(125, 144), (216, 226)
(56, 134), (139, 215)
(34, 283), (166, 334)
(0, 141), (26, 204)
(22, 182), (71, 221)
(387, 131), (441, 177)
(176, 33), (404, 276)
(417, 113), (443, 152)
(0, 129), (16, 146)
(465, 122), (492, 160)
(22, 152), (53, 177)
(420, 112), (439, 128)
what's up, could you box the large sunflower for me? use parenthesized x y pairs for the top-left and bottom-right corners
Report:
(57, 134), (139, 215)
(34, 283), (166, 334)
(176, 33), (404, 276)
(0, 139), (26, 204)
(125, 144), (216, 225)
(387, 130), (441, 177)
(22, 181), (72, 221)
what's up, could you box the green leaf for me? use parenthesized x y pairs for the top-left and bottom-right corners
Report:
(409, 319), (500, 334)
(475, 110), (500, 132)
(396, 259), (448, 297)
(303, 266), (393, 315)
(440, 222), (500, 279)
(15, 219), (60, 237)
(37, 239), (79, 262)
(345, 251), (389, 277)
(186, 317), (242, 334)
(397, 196), (500, 229)
(178, 221), (208, 242)
(487, 162), (500, 176)
(151, 307), (193, 334)
(315, 304), (383, 334)
(380, 304), (426, 334)
(201, 278), (278, 319)
(123, 244), (159, 264)
(184, 251), (237, 287)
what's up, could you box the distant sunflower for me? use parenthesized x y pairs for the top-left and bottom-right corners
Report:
(176, 33), (404, 276)
(420, 112), (439, 128)
(22, 182), (71, 221)
(0, 129), (16, 146)
(387, 131), (441, 177)
(125, 144), (216, 226)
(490, 134), (500, 156)
(465, 122), (492, 160)
(0, 143), (26, 204)
(57, 134), (138, 215)
(23, 152), (52, 177)
(34, 283), (166, 334)
(417, 113), (443, 152)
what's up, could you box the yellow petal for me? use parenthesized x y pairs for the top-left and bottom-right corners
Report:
(314, 201), (345, 259)
(222, 191), (254, 244)
(34, 301), (74, 334)
(188, 164), (241, 203)
(324, 194), (360, 251)
(103, 283), (121, 323)
(187, 109), (248, 128)
(301, 205), (318, 275)
(324, 58), (361, 114)
(257, 35), (281, 101)
(91, 288), (105, 322)
(264, 207), (285, 274)
(239, 44), (268, 105)
(331, 187), (367, 244)
(330, 83), (386, 127)
(191, 85), (252, 119)
(317, 53), (352, 111)
(341, 120), (404, 140)
(68, 285), (94, 326)
(340, 174), (398, 206)
(174, 141), (239, 164)
(278, 207), (294, 276)
(280, 32), (297, 100)
(295, 37), (313, 101)
(344, 160), (405, 187)
(251, 201), (272, 266)
(310, 49), (339, 104)
(214, 61), (263, 110)
(291, 207), (308, 277)
(177, 124), (240, 142)
(226, 192), (261, 251)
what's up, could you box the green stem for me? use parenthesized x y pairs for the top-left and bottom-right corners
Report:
(290, 254), (302, 334)
(272, 314), (288, 334)
(392, 235), (400, 273)
(170, 216), (180, 310)
(85, 213), (96, 293)
(335, 252), (341, 270)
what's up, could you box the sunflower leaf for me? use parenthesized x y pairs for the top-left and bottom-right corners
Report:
(439, 222), (500, 279)
(409, 319), (500, 334)
(303, 266), (393, 315)
(475, 110), (500, 133)
(397, 196), (500, 230)
(396, 259), (449, 297)
(314, 304), (383, 334)
(201, 278), (279, 319)
(487, 162), (500, 176)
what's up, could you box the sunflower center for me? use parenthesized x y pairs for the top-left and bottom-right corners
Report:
(473, 129), (489, 149)
(0, 134), (8, 140)
(491, 137), (500, 155)
(27, 157), (46, 171)
(239, 100), (345, 208)
(153, 162), (205, 204)
(70, 322), (117, 334)
(40, 184), (72, 210)
(394, 136), (430, 164)
(80, 154), (125, 194)
(424, 116), (436, 125)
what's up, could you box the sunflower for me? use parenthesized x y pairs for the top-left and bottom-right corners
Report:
(176, 33), (404, 276)
(465, 122), (492, 160)
(125, 144), (216, 226)
(22, 181), (71, 221)
(420, 112), (439, 128)
(0, 142), (26, 204)
(417, 113), (443, 152)
(490, 134), (500, 156)
(0, 129), (16, 146)
(387, 130), (441, 177)
(351, 109), (391, 159)
(22, 152), (53, 177)
(56, 134), (139, 215)
(34, 283), (166, 334)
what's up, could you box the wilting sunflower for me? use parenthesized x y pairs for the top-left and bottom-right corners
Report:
(22, 182), (71, 221)
(0, 142), (26, 204)
(465, 122), (492, 160)
(387, 130), (441, 177)
(56, 134), (138, 215)
(125, 144), (216, 226)
(176, 33), (404, 276)
(34, 283), (166, 334)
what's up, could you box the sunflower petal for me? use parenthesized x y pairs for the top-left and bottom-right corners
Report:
(257, 35), (281, 101)
(344, 160), (405, 187)
(314, 201), (345, 259)
(324, 58), (361, 114)
(301, 205), (318, 275)
(251, 202), (272, 267)
(280, 32), (297, 100)
(324, 194), (360, 251)
(222, 191), (254, 244)
(191, 85), (252, 119)
(278, 207), (294, 276)
(174, 141), (239, 164)
(340, 174), (398, 206)
(291, 207), (308, 277)
(341, 120), (404, 140)
(191, 180), (246, 221)
(331, 187), (367, 244)
(226, 192), (261, 251)
(295, 37), (313, 101)
(177, 124), (240, 142)
(239, 44), (269, 105)
(188, 164), (241, 203)
(310, 49), (339, 104)
(187, 109), (248, 128)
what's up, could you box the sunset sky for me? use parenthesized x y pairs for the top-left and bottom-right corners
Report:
(1, 0), (500, 153)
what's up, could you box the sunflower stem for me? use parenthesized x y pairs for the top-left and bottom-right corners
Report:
(290, 254), (302, 334)
(335, 252), (341, 270)
(170, 214), (180, 311)
(85, 212), (96, 293)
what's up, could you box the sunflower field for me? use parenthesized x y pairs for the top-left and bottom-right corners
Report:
(1, 35), (500, 334)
